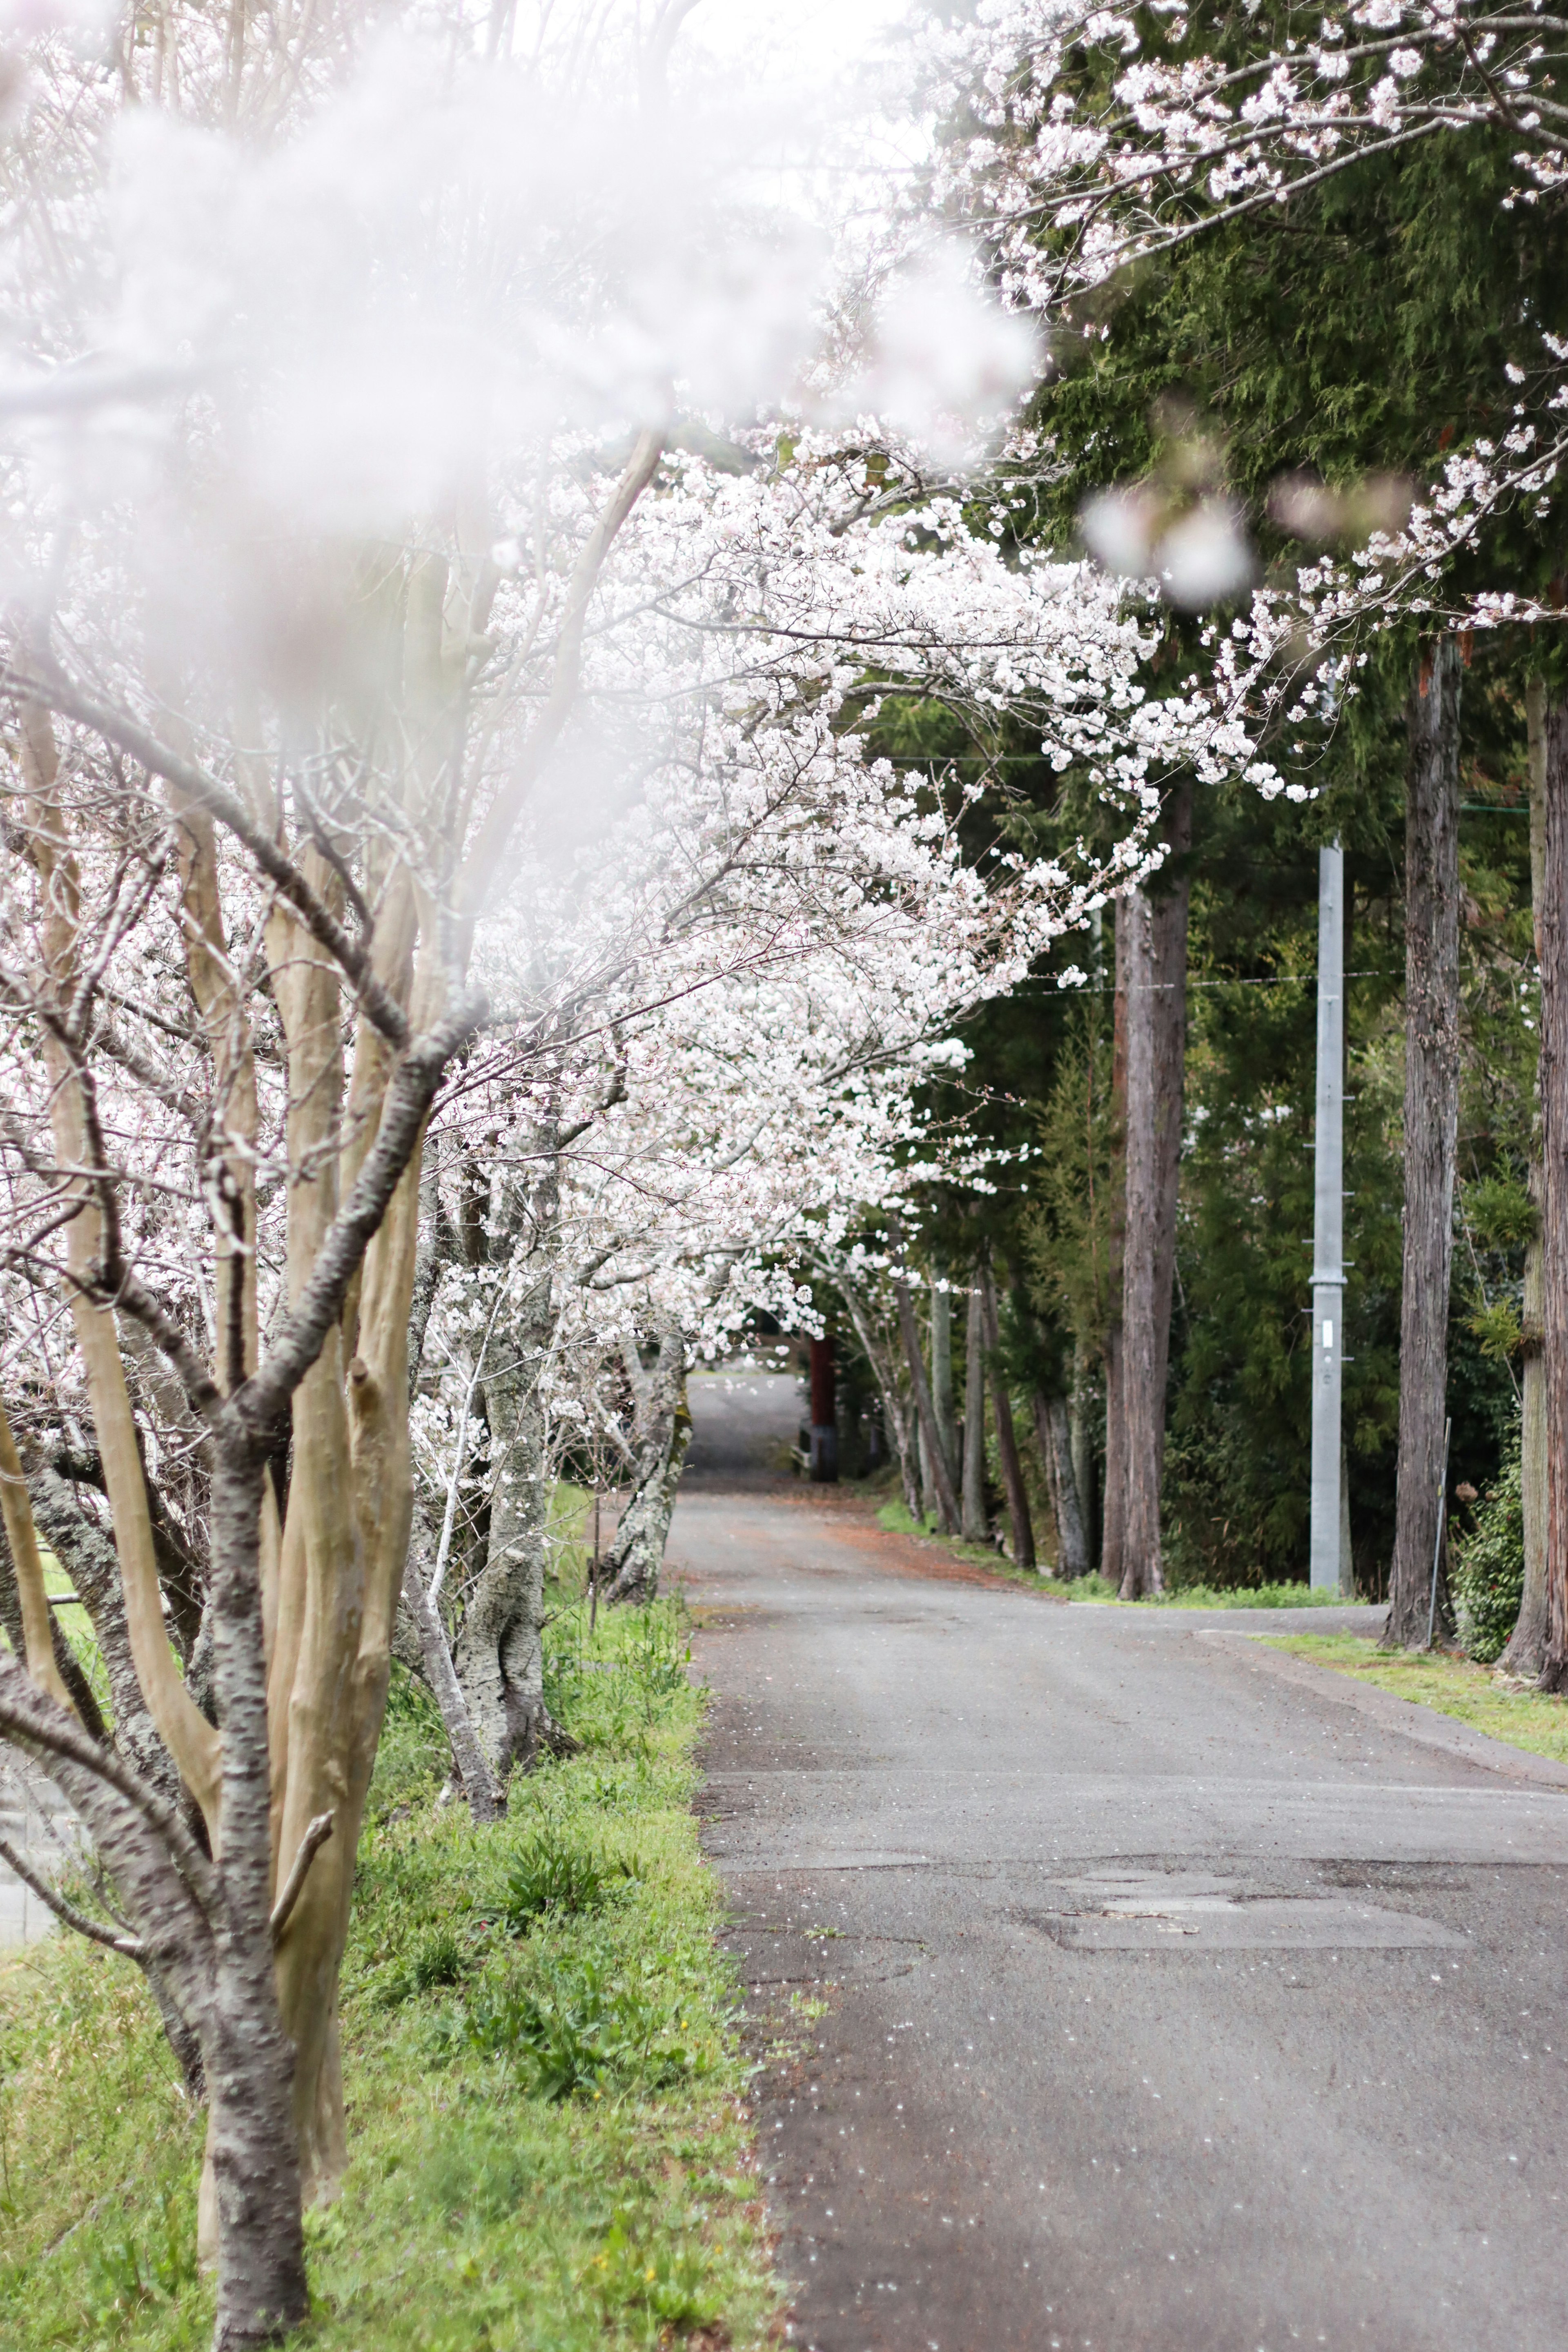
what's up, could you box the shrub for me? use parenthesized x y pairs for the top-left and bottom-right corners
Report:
(1452, 1447), (1525, 1664)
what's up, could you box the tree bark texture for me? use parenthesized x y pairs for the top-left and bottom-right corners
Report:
(452, 1278), (569, 1776)
(1118, 780), (1193, 1600)
(403, 1539), (501, 1820)
(1537, 696), (1568, 1689)
(1101, 905), (1130, 1584)
(833, 1272), (920, 1520)
(207, 1448), (310, 2347)
(601, 1325), (691, 1605)
(1386, 640), (1462, 1648)
(961, 1281), (988, 1542)
(979, 1270), (1033, 1569)
(894, 1279), (960, 1534)
(1034, 1392), (1089, 1576)
(917, 1418), (936, 1522)
(1505, 682), (1550, 1677)
(1069, 1344), (1096, 1568)
(931, 1281), (959, 1490)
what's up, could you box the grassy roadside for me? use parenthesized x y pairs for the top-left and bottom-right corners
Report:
(0, 1592), (778, 2352)
(872, 1501), (1348, 1608)
(1264, 1633), (1568, 1765)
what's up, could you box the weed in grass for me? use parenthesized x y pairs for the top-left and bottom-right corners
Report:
(501, 1831), (619, 1931)
(82, 2185), (197, 2326)
(376, 1924), (473, 2008)
(589, 2211), (724, 2335)
(462, 1953), (708, 2100)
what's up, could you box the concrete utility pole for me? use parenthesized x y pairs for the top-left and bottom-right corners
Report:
(1310, 841), (1348, 1591)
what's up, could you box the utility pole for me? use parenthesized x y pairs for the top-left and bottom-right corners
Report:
(1310, 840), (1348, 1591)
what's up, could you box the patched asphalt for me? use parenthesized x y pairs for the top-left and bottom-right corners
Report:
(672, 1470), (1568, 2352)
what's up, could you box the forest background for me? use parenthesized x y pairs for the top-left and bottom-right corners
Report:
(831, 13), (1562, 1613)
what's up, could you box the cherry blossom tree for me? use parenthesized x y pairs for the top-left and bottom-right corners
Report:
(0, 0), (1297, 2336)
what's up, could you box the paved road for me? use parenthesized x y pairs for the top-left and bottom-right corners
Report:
(673, 1481), (1568, 2352)
(0, 1757), (76, 1948)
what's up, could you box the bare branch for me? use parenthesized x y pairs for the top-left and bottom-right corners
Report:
(270, 1810), (334, 1943)
(0, 1834), (146, 1956)
(3, 665), (411, 1051)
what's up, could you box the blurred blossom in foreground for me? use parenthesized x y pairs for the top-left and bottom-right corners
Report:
(821, 240), (1040, 464)
(1080, 485), (1255, 610)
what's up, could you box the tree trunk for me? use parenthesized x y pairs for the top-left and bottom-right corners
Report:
(931, 1280), (959, 1489)
(1508, 1183), (1550, 1674)
(1537, 696), (1568, 1689)
(1385, 639), (1463, 1647)
(1505, 681), (1550, 1677)
(1119, 779), (1193, 1600)
(894, 1279), (960, 1533)
(1101, 905), (1130, 1583)
(980, 1270), (1033, 1568)
(601, 1325), (691, 1604)
(833, 1272), (919, 1518)
(961, 1281), (988, 1541)
(452, 1281), (570, 1777)
(403, 1539), (501, 1819)
(1034, 1392), (1089, 1576)
(207, 1446), (309, 2348)
(1069, 1342), (1096, 1567)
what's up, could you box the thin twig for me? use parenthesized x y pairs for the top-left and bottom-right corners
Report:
(0, 1835), (145, 1956)
(270, 1810), (334, 1943)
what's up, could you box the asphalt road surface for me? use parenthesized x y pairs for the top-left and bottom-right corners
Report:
(670, 1414), (1568, 2352)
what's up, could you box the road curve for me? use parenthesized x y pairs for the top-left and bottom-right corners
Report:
(672, 1479), (1568, 2352)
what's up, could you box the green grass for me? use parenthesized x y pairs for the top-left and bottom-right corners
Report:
(0, 1588), (777, 2351)
(873, 1504), (1349, 1608)
(1265, 1633), (1568, 1764)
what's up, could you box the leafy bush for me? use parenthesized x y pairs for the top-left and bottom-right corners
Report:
(1452, 1448), (1526, 1664)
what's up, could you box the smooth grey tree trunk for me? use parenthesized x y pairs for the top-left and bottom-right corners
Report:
(961, 1281), (988, 1541)
(1119, 779), (1193, 1600)
(834, 1270), (920, 1519)
(931, 1280), (959, 1489)
(403, 1539), (501, 1819)
(600, 1324), (691, 1605)
(980, 1270), (1034, 1568)
(917, 1417), (936, 1522)
(1504, 682), (1550, 1677)
(1069, 1342), (1096, 1567)
(1033, 1391), (1088, 1575)
(1386, 639), (1463, 1648)
(895, 1278), (960, 1533)
(453, 1281), (566, 1775)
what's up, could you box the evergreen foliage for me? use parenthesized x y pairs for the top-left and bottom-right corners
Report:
(1452, 1441), (1527, 1666)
